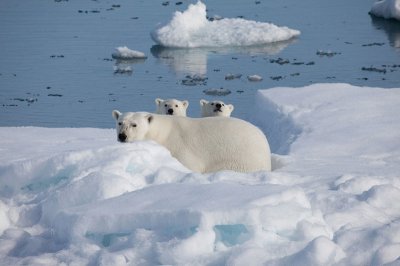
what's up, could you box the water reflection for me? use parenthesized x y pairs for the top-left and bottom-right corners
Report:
(370, 15), (400, 48)
(114, 58), (147, 75)
(150, 40), (295, 76)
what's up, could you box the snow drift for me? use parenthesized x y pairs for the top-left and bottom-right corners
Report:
(1, 83), (400, 265)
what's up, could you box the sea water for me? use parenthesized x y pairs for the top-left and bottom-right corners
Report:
(0, 0), (399, 128)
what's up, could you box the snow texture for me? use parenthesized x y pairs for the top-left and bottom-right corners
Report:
(1, 83), (400, 265)
(370, 0), (400, 21)
(151, 1), (300, 48)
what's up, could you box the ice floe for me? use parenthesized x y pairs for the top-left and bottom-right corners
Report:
(370, 0), (400, 21)
(1, 83), (400, 265)
(151, 1), (300, 48)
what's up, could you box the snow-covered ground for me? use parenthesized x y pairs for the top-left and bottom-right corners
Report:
(370, 0), (400, 21)
(151, 1), (300, 48)
(1, 83), (400, 265)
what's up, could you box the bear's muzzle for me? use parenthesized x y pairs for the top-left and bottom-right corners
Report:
(118, 133), (127, 142)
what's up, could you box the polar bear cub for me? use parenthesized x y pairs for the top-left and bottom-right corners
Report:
(155, 98), (189, 116)
(112, 110), (271, 173)
(200, 99), (234, 117)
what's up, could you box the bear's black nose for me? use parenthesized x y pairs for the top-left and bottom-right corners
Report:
(167, 108), (174, 115)
(118, 133), (127, 142)
(216, 103), (222, 109)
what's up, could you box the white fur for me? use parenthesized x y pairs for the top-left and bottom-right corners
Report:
(200, 99), (234, 117)
(112, 111), (271, 173)
(155, 98), (189, 116)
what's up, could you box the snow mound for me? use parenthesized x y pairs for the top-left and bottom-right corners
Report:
(370, 0), (400, 21)
(1, 84), (400, 265)
(151, 1), (300, 48)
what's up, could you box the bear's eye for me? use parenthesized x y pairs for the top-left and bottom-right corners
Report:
(175, 104), (178, 108)
(211, 103), (214, 105)
(131, 123), (137, 127)
(222, 104), (225, 106)
(118, 122), (122, 126)
(164, 104), (168, 107)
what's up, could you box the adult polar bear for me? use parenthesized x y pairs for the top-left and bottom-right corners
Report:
(112, 110), (271, 173)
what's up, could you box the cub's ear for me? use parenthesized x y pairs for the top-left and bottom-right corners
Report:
(200, 99), (208, 106)
(182, 100), (189, 108)
(228, 104), (234, 111)
(146, 114), (153, 124)
(112, 110), (122, 120)
(155, 98), (163, 106)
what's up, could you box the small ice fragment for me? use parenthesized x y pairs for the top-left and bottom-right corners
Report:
(203, 87), (231, 96)
(112, 46), (147, 60)
(316, 50), (341, 57)
(225, 73), (242, 80)
(247, 75), (263, 82)
(181, 74), (208, 86)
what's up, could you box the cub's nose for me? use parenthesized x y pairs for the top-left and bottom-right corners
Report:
(118, 133), (127, 142)
(215, 103), (222, 109)
(167, 108), (174, 115)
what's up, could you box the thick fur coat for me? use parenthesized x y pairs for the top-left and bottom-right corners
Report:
(200, 99), (234, 117)
(112, 111), (271, 173)
(155, 98), (189, 116)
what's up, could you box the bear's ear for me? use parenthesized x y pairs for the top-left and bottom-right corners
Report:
(112, 110), (122, 120)
(182, 100), (189, 108)
(155, 98), (163, 106)
(146, 114), (153, 124)
(228, 104), (234, 111)
(200, 99), (208, 106)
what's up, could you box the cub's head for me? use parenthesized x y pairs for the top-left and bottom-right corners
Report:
(200, 99), (234, 117)
(155, 98), (189, 116)
(112, 110), (153, 142)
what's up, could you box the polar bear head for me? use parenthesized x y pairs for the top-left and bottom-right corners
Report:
(200, 99), (234, 117)
(112, 110), (153, 142)
(155, 98), (189, 116)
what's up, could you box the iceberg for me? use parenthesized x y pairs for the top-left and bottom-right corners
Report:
(370, 0), (400, 21)
(151, 1), (300, 48)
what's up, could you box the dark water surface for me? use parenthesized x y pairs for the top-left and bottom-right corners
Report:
(1, 0), (399, 128)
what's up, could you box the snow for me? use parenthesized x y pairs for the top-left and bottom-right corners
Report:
(151, 1), (300, 48)
(370, 0), (400, 21)
(1, 83), (400, 265)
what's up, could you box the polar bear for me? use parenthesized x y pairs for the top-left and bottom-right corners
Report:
(200, 99), (234, 117)
(155, 98), (189, 116)
(112, 110), (271, 173)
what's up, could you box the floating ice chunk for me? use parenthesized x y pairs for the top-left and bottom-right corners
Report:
(247, 74), (263, 81)
(181, 74), (208, 86)
(151, 1), (300, 48)
(370, 0), (400, 21)
(316, 50), (341, 57)
(112, 46), (147, 60)
(203, 87), (231, 96)
(225, 73), (242, 80)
